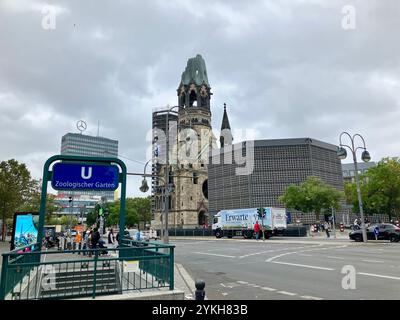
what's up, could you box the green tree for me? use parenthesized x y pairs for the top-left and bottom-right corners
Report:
(105, 198), (139, 228)
(0, 159), (35, 241)
(59, 215), (78, 227)
(279, 176), (343, 222)
(127, 197), (151, 224)
(85, 210), (98, 227)
(345, 159), (400, 220)
(18, 180), (58, 224)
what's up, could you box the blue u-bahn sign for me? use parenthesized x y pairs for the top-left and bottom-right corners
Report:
(52, 163), (119, 191)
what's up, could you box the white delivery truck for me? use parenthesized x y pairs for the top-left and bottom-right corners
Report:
(212, 207), (287, 239)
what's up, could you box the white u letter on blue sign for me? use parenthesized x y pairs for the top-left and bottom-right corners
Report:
(81, 167), (92, 180)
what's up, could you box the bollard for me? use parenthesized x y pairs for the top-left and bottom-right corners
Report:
(195, 279), (205, 300)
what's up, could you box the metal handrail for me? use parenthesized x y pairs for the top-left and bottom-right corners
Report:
(0, 239), (175, 300)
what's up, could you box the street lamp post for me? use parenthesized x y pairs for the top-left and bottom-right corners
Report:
(337, 132), (371, 243)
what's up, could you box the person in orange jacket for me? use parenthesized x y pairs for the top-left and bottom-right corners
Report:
(75, 232), (82, 254)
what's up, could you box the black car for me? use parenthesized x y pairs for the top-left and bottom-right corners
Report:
(349, 223), (400, 242)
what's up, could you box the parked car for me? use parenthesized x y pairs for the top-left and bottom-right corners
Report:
(349, 223), (400, 242)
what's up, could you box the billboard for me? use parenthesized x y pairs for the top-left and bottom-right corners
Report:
(11, 212), (39, 251)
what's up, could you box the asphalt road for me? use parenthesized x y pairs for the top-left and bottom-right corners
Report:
(173, 237), (400, 300)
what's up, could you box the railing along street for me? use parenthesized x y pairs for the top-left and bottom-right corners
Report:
(0, 239), (175, 300)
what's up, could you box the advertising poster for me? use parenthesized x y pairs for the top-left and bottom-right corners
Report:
(11, 212), (39, 251)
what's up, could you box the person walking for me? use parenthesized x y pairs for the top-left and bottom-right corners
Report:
(91, 228), (100, 249)
(75, 231), (82, 255)
(108, 229), (115, 246)
(254, 221), (261, 240)
(324, 221), (330, 238)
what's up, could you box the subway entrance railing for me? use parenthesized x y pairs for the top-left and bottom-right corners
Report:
(0, 239), (175, 300)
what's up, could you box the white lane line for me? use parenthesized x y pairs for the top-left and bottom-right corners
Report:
(253, 285), (261, 288)
(277, 291), (297, 296)
(239, 250), (275, 259)
(270, 261), (335, 271)
(220, 283), (226, 287)
(301, 295), (323, 300)
(237, 281), (248, 284)
(298, 254), (313, 257)
(362, 260), (385, 263)
(358, 272), (400, 281)
(326, 256), (345, 260)
(265, 244), (339, 263)
(261, 287), (277, 291)
(222, 293), (228, 296)
(193, 252), (236, 258)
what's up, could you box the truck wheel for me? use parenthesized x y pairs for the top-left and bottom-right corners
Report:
(215, 230), (223, 238)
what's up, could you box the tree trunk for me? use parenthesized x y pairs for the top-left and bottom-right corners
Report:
(2, 208), (5, 242)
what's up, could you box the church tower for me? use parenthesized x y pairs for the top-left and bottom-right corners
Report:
(151, 55), (215, 230)
(172, 54), (215, 228)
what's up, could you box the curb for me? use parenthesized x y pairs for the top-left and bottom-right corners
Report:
(175, 263), (208, 300)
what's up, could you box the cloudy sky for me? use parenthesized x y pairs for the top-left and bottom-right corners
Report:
(1, 0), (399, 197)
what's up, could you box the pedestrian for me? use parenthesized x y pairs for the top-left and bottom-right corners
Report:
(254, 221), (261, 240)
(91, 228), (100, 249)
(66, 234), (72, 250)
(108, 229), (115, 246)
(59, 234), (65, 251)
(324, 221), (330, 238)
(75, 231), (82, 255)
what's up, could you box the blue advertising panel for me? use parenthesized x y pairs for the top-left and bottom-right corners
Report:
(52, 162), (119, 191)
(11, 212), (39, 251)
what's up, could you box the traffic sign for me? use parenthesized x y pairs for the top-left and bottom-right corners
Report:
(52, 163), (119, 191)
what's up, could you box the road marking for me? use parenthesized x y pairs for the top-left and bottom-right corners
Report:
(237, 281), (248, 284)
(270, 261), (335, 271)
(266, 245), (347, 262)
(253, 285), (261, 288)
(261, 287), (277, 291)
(361, 260), (385, 263)
(301, 295), (323, 300)
(220, 283), (226, 287)
(193, 252), (236, 258)
(239, 250), (275, 259)
(222, 292), (228, 296)
(298, 254), (313, 257)
(358, 272), (400, 281)
(326, 256), (345, 260)
(277, 291), (297, 296)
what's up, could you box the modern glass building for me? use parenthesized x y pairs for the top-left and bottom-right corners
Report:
(57, 133), (119, 212)
(208, 138), (344, 224)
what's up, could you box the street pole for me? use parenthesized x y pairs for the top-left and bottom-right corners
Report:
(353, 154), (367, 243)
(338, 132), (370, 243)
(331, 207), (336, 239)
(164, 110), (170, 244)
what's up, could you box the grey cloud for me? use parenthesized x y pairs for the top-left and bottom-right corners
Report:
(1, 0), (399, 197)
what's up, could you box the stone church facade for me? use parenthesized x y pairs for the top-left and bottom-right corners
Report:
(151, 54), (232, 229)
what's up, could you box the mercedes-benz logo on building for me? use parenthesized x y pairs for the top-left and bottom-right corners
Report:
(76, 120), (87, 134)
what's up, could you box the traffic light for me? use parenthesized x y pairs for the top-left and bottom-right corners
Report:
(257, 208), (266, 219)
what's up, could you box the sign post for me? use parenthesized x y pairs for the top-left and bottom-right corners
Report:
(38, 155), (126, 251)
